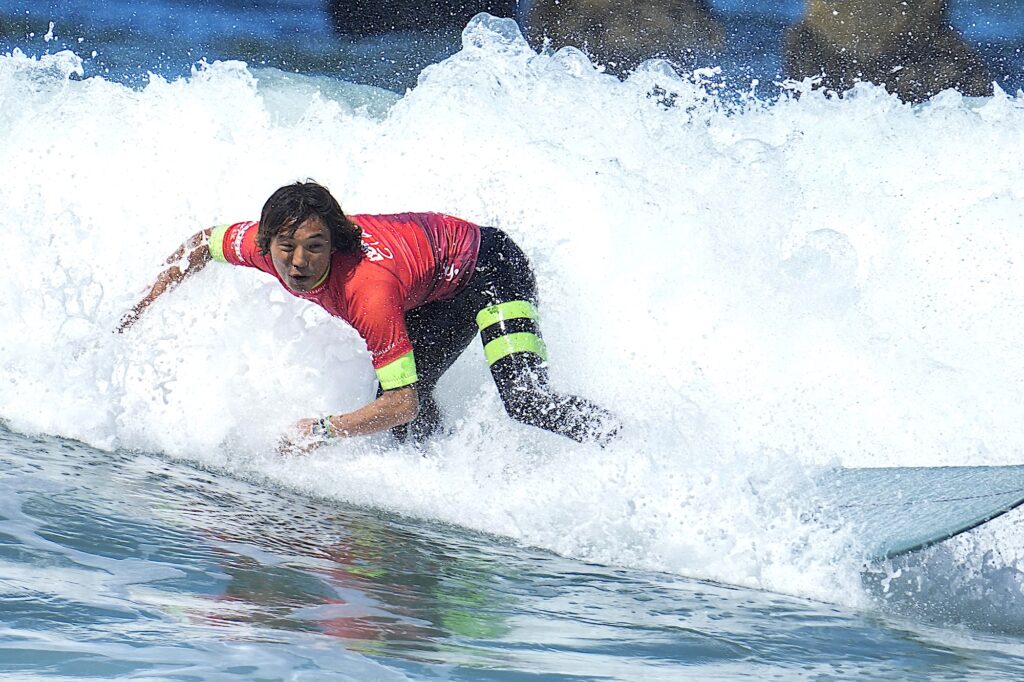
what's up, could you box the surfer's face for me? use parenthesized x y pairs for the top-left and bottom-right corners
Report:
(269, 216), (332, 292)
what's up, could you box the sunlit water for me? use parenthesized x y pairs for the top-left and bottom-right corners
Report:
(4, 0), (1024, 678)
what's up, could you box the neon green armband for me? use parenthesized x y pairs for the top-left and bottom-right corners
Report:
(376, 351), (418, 390)
(208, 224), (230, 263)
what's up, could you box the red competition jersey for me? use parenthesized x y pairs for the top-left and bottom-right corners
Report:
(214, 213), (481, 370)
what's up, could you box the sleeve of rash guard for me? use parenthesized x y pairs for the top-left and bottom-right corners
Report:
(346, 282), (418, 390)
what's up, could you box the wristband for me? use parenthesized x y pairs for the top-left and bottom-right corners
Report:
(312, 416), (336, 440)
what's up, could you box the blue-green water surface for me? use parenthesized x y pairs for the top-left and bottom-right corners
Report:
(3, 424), (1024, 680)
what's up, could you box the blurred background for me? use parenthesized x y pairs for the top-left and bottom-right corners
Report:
(1, 0), (1022, 99)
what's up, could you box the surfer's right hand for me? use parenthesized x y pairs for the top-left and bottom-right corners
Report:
(278, 418), (328, 456)
(116, 307), (142, 333)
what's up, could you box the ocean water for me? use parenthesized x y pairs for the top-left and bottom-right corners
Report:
(6, 426), (1024, 681)
(3, 0), (1024, 679)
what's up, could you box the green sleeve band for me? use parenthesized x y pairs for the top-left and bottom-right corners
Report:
(483, 332), (548, 365)
(208, 224), (230, 263)
(475, 300), (540, 330)
(376, 351), (418, 390)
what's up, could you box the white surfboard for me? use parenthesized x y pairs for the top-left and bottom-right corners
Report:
(814, 465), (1024, 559)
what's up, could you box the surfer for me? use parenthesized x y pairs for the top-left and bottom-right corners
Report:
(119, 181), (619, 451)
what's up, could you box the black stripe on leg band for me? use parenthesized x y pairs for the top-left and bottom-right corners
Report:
(480, 317), (541, 346)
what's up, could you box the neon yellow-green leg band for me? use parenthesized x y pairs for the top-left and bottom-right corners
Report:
(483, 332), (548, 365)
(476, 300), (540, 329)
(477, 301), (547, 365)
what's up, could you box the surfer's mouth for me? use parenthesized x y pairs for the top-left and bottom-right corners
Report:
(288, 274), (314, 290)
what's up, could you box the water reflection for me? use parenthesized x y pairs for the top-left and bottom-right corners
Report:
(0, 424), (517, 667)
(199, 507), (515, 661)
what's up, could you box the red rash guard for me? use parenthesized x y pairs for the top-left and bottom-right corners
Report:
(210, 213), (481, 389)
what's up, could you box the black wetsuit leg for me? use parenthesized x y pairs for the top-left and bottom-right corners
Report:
(384, 226), (618, 445)
(471, 227), (620, 445)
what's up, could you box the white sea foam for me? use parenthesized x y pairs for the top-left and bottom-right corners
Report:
(2, 15), (1024, 608)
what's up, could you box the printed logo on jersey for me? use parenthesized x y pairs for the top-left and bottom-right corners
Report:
(232, 221), (256, 262)
(372, 341), (399, 359)
(360, 230), (394, 262)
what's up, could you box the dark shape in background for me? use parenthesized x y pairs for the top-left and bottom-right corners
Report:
(0, 0), (1020, 99)
(325, 0), (997, 102)
(328, 0), (517, 35)
(521, 0), (724, 74)
(513, 0), (992, 102)
(783, 0), (992, 102)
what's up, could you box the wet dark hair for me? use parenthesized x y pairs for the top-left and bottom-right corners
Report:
(256, 181), (362, 255)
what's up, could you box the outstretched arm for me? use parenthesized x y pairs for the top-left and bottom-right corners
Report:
(118, 229), (213, 332)
(283, 386), (420, 453)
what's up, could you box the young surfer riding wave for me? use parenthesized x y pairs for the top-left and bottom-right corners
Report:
(120, 181), (619, 452)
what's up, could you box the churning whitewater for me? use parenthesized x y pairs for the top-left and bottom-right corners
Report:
(3, 15), (1024, 612)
